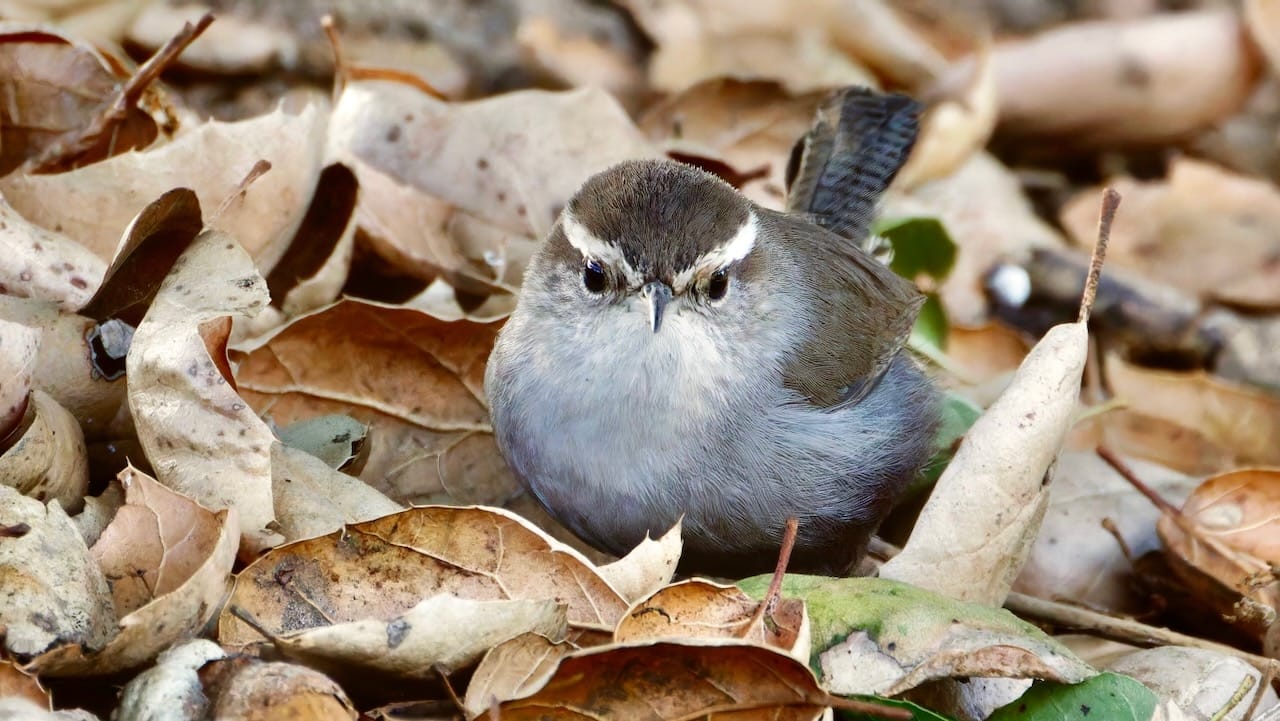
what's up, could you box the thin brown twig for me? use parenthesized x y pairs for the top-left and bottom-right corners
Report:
(1243, 662), (1276, 721)
(1079, 187), (1120, 325)
(434, 665), (466, 716)
(826, 696), (912, 720)
(1096, 446), (1182, 517)
(742, 517), (799, 636)
(211, 159), (273, 224)
(320, 14), (347, 98)
(26, 12), (215, 173)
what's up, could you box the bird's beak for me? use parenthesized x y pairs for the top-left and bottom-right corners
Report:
(640, 281), (673, 333)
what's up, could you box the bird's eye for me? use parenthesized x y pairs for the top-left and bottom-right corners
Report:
(707, 268), (729, 300)
(583, 259), (607, 293)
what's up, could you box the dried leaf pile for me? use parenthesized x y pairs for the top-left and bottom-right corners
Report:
(0, 1), (1279, 720)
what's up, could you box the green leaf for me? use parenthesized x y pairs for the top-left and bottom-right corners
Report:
(988, 673), (1158, 721)
(875, 216), (957, 282)
(910, 293), (948, 353)
(840, 696), (958, 721)
(275, 414), (368, 471)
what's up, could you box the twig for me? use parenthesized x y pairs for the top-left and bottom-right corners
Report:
(1005, 591), (1280, 676)
(742, 517), (799, 636)
(211, 159), (273, 224)
(826, 696), (912, 719)
(1243, 662), (1275, 721)
(434, 665), (466, 717)
(1079, 187), (1119, 325)
(320, 15), (347, 98)
(26, 13), (215, 173)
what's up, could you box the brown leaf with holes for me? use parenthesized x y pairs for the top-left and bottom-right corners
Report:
(614, 580), (808, 663)
(27, 465), (237, 676)
(217, 505), (629, 651)
(496, 640), (831, 721)
(233, 298), (508, 506)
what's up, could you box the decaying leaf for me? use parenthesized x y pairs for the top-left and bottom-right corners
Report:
(233, 298), (507, 505)
(881, 319), (1087, 605)
(614, 579), (808, 662)
(270, 441), (402, 544)
(28, 466), (237, 676)
(0, 318), (38, 438)
(1179, 469), (1280, 564)
(218, 505), (629, 650)
(0, 660), (47, 709)
(0, 390), (88, 512)
(126, 224), (278, 553)
(1107, 647), (1276, 721)
(896, 44), (997, 190)
(114, 639), (226, 721)
(200, 657), (356, 721)
(596, 521), (682, 604)
(1065, 408), (1237, 477)
(496, 640), (832, 721)
(0, 198), (106, 309)
(253, 594), (567, 678)
(464, 633), (575, 718)
(739, 576), (1094, 697)
(0, 485), (115, 660)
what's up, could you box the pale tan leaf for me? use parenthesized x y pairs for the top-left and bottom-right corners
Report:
(1108, 647), (1279, 721)
(0, 391), (88, 512)
(0, 318), (38, 437)
(896, 44), (997, 190)
(0, 198), (105, 309)
(270, 441), (402, 543)
(464, 633), (574, 718)
(202, 659), (356, 721)
(115, 640), (227, 721)
(596, 521), (682, 604)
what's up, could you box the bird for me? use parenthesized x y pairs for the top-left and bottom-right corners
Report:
(484, 88), (939, 577)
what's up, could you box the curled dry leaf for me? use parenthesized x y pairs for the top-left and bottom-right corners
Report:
(0, 658), (49, 709)
(28, 466), (238, 676)
(881, 321), (1087, 605)
(270, 442), (402, 543)
(330, 80), (658, 287)
(126, 226), (279, 553)
(259, 594), (568, 678)
(115, 639), (227, 721)
(0, 485), (115, 660)
(0, 198), (105, 309)
(1108, 646), (1279, 721)
(1062, 160), (1280, 310)
(0, 391), (89, 512)
(614, 579), (808, 663)
(0, 297), (126, 439)
(464, 633), (574, 718)
(1105, 354), (1280, 465)
(1065, 408), (1237, 477)
(496, 640), (831, 721)
(218, 505), (629, 650)
(596, 521), (682, 604)
(0, 318), (38, 437)
(739, 576), (1094, 698)
(896, 44), (997, 190)
(944, 10), (1259, 146)
(0, 100), (328, 273)
(201, 658), (356, 721)
(1179, 469), (1280, 564)
(233, 298), (508, 505)
(0, 22), (161, 175)
(1013, 451), (1194, 614)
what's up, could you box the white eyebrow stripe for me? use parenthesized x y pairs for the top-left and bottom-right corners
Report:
(673, 211), (758, 293)
(561, 209), (641, 285)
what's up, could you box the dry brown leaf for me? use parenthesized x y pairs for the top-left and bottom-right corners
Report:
(897, 44), (997, 190)
(882, 321), (1087, 605)
(941, 321), (1030, 405)
(0, 318), (38, 438)
(0, 658), (49, 708)
(1014, 451), (1195, 614)
(218, 505), (629, 651)
(884, 152), (1065, 325)
(202, 657), (356, 721)
(115, 639), (226, 721)
(942, 10), (1259, 146)
(72, 480), (123, 549)
(0, 22), (160, 175)
(463, 633), (574, 718)
(28, 466), (238, 676)
(1062, 160), (1280, 309)
(638, 79), (825, 210)
(126, 226), (279, 553)
(270, 442), (402, 543)
(516, 15), (646, 105)
(0, 197), (106, 309)
(330, 80), (658, 288)
(1108, 646), (1279, 720)
(261, 594), (568, 678)
(0, 391), (88, 512)
(0, 100), (327, 272)
(0, 485), (115, 659)
(1245, 0), (1280, 76)
(496, 640), (829, 721)
(614, 579), (808, 662)
(1065, 408), (1237, 477)
(0, 297), (127, 438)
(233, 298), (509, 505)
(596, 521), (682, 604)
(1105, 354), (1280, 465)
(1179, 469), (1280, 566)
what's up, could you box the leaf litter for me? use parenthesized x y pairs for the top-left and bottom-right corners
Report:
(0, 3), (1278, 720)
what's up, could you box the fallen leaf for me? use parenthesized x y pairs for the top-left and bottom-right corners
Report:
(262, 163), (358, 317)
(201, 657), (356, 721)
(1105, 648), (1272, 721)
(1180, 469), (1280, 564)
(218, 505), (629, 650)
(233, 298), (508, 505)
(614, 579), (808, 662)
(496, 640), (831, 721)
(596, 521), (682, 604)
(463, 633), (574, 718)
(258, 594), (567, 678)
(1065, 408), (1237, 477)
(28, 466), (238, 676)
(0, 390), (88, 512)
(273, 414), (368, 472)
(988, 672), (1157, 721)
(896, 44), (997, 190)
(114, 639), (226, 721)
(126, 224), (278, 553)
(0, 197), (105, 310)
(881, 320), (1087, 605)
(739, 576), (1095, 697)
(0, 659), (48, 708)
(0, 485), (115, 660)
(270, 441), (402, 543)
(0, 318), (38, 438)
